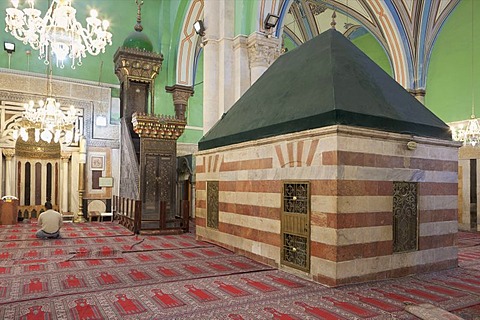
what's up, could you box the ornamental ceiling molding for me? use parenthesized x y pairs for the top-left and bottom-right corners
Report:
(286, 3), (310, 42)
(276, 0), (417, 87)
(390, 0), (461, 90)
(308, 1), (327, 16)
(281, 0), (389, 54)
(363, 0), (409, 88)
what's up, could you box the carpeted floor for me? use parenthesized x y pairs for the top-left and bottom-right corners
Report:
(2, 222), (480, 319)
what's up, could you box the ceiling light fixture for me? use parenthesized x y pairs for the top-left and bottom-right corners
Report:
(14, 62), (79, 145)
(5, 0), (112, 69)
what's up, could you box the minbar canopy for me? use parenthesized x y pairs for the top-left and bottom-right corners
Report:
(198, 29), (452, 151)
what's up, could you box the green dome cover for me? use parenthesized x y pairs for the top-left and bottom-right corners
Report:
(123, 31), (153, 52)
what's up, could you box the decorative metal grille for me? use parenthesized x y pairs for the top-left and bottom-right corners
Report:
(283, 183), (308, 214)
(144, 156), (158, 211)
(283, 233), (308, 268)
(393, 182), (418, 253)
(207, 181), (219, 229)
(281, 182), (310, 272)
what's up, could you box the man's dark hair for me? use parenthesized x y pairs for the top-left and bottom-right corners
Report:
(45, 202), (53, 210)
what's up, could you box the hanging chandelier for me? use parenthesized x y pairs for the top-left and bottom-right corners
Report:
(5, 0), (112, 69)
(451, 117), (480, 147)
(13, 70), (79, 145)
(450, 0), (479, 147)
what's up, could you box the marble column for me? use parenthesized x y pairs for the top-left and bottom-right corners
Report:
(2, 148), (15, 196)
(203, 0), (235, 133)
(233, 35), (250, 102)
(61, 152), (71, 213)
(247, 32), (281, 85)
(75, 137), (87, 223)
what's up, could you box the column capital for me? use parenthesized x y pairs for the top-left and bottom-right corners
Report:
(165, 85), (194, 121)
(233, 34), (248, 50)
(61, 152), (72, 161)
(2, 148), (15, 160)
(165, 85), (194, 107)
(247, 32), (281, 68)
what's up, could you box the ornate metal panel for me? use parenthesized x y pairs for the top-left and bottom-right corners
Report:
(144, 155), (158, 213)
(207, 181), (219, 229)
(140, 139), (177, 228)
(281, 182), (310, 272)
(393, 182), (418, 253)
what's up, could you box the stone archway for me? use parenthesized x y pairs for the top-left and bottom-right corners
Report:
(14, 131), (62, 218)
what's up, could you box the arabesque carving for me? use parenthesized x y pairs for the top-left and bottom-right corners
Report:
(114, 47), (163, 83)
(132, 113), (186, 140)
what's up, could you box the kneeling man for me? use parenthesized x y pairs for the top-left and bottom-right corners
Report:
(36, 202), (63, 239)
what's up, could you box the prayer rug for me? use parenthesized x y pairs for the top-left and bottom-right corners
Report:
(2, 225), (480, 319)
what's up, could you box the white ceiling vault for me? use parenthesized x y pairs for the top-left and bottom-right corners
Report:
(277, 0), (460, 90)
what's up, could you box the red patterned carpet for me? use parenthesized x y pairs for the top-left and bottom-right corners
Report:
(2, 223), (480, 319)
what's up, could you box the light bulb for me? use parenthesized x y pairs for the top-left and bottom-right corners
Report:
(90, 9), (98, 18)
(54, 130), (61, 143)
(41, 129), (52, 143)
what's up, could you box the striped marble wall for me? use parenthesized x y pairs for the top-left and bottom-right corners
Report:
(195, 125), (459, 286)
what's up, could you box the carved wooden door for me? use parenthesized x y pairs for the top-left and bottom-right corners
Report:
(281, 182), (310, 272)
(143, 154), (172, 227)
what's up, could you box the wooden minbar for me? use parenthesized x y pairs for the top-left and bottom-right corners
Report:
(0, 199), (18, 225)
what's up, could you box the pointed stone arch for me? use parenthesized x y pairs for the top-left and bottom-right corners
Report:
(176, 0), (204, 87)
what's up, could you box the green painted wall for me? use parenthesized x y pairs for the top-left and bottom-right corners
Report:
(178, 49), (204, 143)
(426, 0), (479, 123)
(1, 0), (191, 131)
(283, 36), (297, 52)
(1, 0), (161, 84)
(235, 0), (256, 35)
(351, 32), (393, 77)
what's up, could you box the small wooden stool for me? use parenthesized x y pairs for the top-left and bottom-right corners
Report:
(88, 211), (100, 222)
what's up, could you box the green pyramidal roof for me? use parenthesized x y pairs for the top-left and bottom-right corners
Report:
(198, 29), (452, 151)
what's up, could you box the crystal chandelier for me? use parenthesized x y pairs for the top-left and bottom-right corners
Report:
(13, 69), (79, 145)
(5, 0), (112, 69)
(451, 0), (480, 147)
(451, 116), (480, 147)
